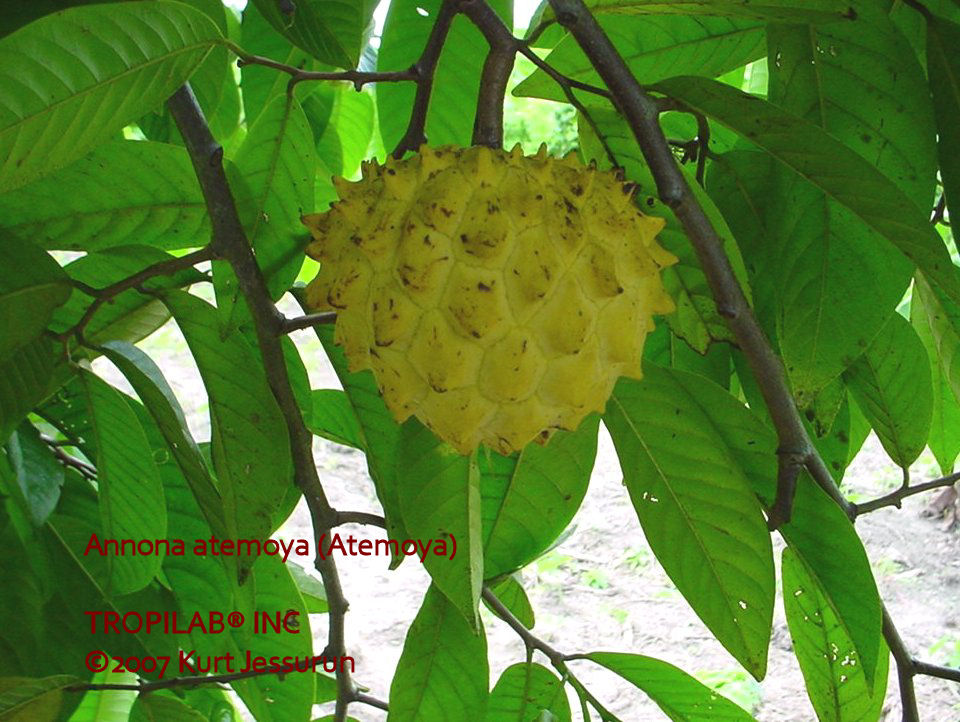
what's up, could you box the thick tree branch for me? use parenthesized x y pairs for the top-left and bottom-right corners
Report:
(472, 41), (515, 147)
(167, 84), (355, 721)
(853, 471), (960, 517)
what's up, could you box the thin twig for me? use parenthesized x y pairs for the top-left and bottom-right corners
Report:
(41, 435), (97, 480)
(168, 84), (355, 722)
(228, 42), (417, 91)
(853, 471), (960, 516)
(57, 247), (213, 343)
(392, 0), (459, 157)
(281, 311), (337, 334)
(482, 587), (618, 720)
(931, 194), (948, 225)
(335, 510), (388, 528)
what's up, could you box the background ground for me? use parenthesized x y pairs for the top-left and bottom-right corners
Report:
(96, 298), (960, 721)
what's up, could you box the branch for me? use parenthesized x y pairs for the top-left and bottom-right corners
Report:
(167, 84), (355, 722)
(58, 247), (213, 344)
(471, 40), (515, 147)
(392, 0), (459, 158)
(228, 43), (417, 91)
(41, 435), (97, 480)
(853, 471), (960, 517)
(931, 193), (948, 225)
(280, 311), (337, 334)
(335, 510), (388, 528)
(482, 587), (618, 720)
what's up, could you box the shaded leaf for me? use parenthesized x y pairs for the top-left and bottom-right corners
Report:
(5, 423), (63, 527)
(307, 389), (365, 450)
(654, 76), (960, 308)
(397, 419), (483, 628)
(0, 675), (79, 721)
(0, 1), (221, 191)
(80, 370), (166, 595)
(605, 365), (774, 679)
(480, 416), (598, 579)
(0, 236), (69, 360)
(486, 663), (570, 722)
(130, 691), (207, 722)
(539, 0), (856, 23)
(303, 84), (375, 180)
(0, 141), (208, 252)
(388, 584), (488, 721)
(843, 313), (932, 469)
(927, 16), (960, 219)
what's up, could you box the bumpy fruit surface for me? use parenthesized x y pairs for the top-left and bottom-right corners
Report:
(302, 145), (675, 454)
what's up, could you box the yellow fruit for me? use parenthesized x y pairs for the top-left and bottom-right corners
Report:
(302, 145), (676, 454)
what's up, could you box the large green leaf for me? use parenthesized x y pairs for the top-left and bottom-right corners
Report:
(231, 94), (315, 300)
(80, 370), (166, 595)
(654, 76), (960, 308)
(485, 663), (570, 722)
(584, 652), (755, 720)
(782, 548), (888, 722)
(911, 286), (960, 474)
(0, 1), (221, 191)
(130, 692), (207, 722)
(759, 11), (933, 400)
(98, 341), (227, 541)
(163, 291), (292, 580)
(378, 0), (511, 152)
(312, 322), (408, 548)
(927, 16), (960, 220)
(480, 416), (598, 579)
(0, 235), (70, 360)
(388, 584), (488, 721)
(605, 365), (774, 679)
(538, 0), (855, 22)
(397, 419), (483, 628)
(843, 313), (932, 469)
(66, 670), (137, 722)
(51, 246), (206, 350)
(0, 141), (208, 252)
(914, 270), (960, 403)
(303, 85), (375, 179)
(307, 389), (365, 450)
(515, 15), (764, 103)
(250, 0), (376, 69)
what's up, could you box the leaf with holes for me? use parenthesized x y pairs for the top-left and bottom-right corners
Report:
(605, 365), (774, 678)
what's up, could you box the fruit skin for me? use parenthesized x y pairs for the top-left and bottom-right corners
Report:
(302, 144), (676, 454)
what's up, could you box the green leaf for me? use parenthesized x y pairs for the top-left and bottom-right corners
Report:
(653, 76), (960, 309)
(538, 0), (856, 23)
(480, 416), (598, 579)
(911, 286), (960, 474)
(250, 0), (375, 69)
(584, 652), (756, 720)
(98, 341), (227, 542)
(397, 419), (483, 628)
(0, 140), (208, 252)
(307, 389), (365, 450)
(0, 235), (70, 360)
(311, 322), (409, 550)
(782, 547), (888, 722)
(163, 291), (292, 581)
(303, 85), (375, 179)
(486, 663), (570, 722)
(0, 675), (79, 721)
(604, 365), (774, 679)
(66, 669), (137, 722)
(927, 16), (960, 220)
(388, 584), (488, 722)
(843, 313), (932, 469)
(378, 1), (511, 152)
(80, 370), (166, 595)
(130, 692), (207, 722)
(288, 561), (328, 614)
(51, 246), (206, 350)
(2, 350), (60, 450)
(231, 94), (315, 300)
(6, 423), (63, 527)
(0, 1), (221, 191)
(514, 16), (764, 103)
(483, 575), (534, 629)
(913, 271), (960, 405)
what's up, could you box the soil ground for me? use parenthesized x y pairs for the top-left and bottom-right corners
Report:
(99, 307), (960, 721)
